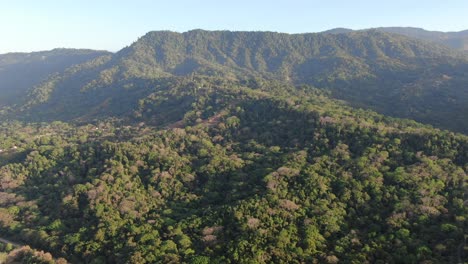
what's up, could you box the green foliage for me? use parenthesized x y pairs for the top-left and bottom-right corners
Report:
(0, 77), (466, 263)
(2, 30), (468, 133)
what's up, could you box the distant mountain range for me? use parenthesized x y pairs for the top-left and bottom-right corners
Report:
(0, 28), (467, 133)
(0, 49), (110, 106)
(323, 27), (468, 52)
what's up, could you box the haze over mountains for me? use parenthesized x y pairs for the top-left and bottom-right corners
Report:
(0, 27), (467, 263)
(0, 49), (109, 106)
(378, 27), (468, 52)
(323, 27), (468, 53)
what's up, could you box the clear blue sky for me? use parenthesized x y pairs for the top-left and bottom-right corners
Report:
(1, 0), (467, 53)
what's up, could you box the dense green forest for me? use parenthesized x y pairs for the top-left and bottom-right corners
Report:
(1, 30), (468, 133)
(0, 29), (467, 263)
(0, 76), (466, 263)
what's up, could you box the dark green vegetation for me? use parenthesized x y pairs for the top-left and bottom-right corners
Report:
(0, 30), (467, 263)
(0, 77), (467, 263)
(2, 30), (468, 133)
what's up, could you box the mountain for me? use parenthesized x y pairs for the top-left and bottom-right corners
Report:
(324, 27), (468, 52)
(377, 27), (468, 52)
(0, 49), (110, 107)
(321, 28), (354, 34)
(0, 30), (467, 263)
(4, 30), (468, 133)
(0, 76), (466, 263)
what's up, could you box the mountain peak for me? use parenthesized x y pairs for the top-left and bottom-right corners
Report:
(321, 28), (354, 34)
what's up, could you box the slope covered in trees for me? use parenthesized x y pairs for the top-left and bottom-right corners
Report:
(3, 30), (468, 133)
(0, 77), (466, 263)
(0, 29), (467, 263)
(377, 27), (468, 53)
(0, 49), (110, 107)
(324, 27), (468, 53)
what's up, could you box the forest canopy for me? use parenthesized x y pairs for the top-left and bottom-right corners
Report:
(0, 76), (466, 263)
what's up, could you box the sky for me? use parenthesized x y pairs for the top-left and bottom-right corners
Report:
(1, 0), (468, 53)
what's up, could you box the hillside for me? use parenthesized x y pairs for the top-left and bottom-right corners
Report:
(0, 76), (466, 263)
(324, 27), (468, 52)
(0, 49), (111, 107)
(4, 30), (468, 133)
(377, 27), (468, 52)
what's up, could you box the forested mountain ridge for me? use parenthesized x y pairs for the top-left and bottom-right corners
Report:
(323, 27), (468, 52)
(0, 49), (110, 107)
(0, 76), (466, 263)
(377, 27), (468, 52)
(2, 30), (468, 133)
(0, 26), (466, 262)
